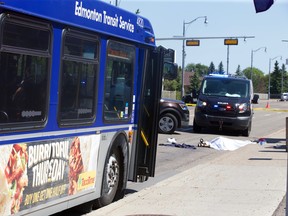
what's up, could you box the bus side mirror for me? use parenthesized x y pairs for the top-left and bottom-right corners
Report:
(163, 62), (178, 80)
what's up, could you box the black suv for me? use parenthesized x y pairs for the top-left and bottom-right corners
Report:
(193, 74), (253, 136)
(158, 98), (190, 134)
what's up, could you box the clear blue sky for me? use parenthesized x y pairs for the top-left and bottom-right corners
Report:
(106, 0), (287, 75)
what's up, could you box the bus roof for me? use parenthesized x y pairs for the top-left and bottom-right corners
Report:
(0, 0), (156, 46)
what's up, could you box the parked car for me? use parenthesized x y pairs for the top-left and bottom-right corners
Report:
(280, 93), (288, 101)
(193, 74), (254, 136)
(159, 98), (190, 134)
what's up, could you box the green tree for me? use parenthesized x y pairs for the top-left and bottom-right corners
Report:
(189, 72), (200, 95)
(242, 67), (265, 93)
(235, 65), (243, 76)
(270, 61), (281, 94)
(177, 66), (182, 90)
(163, 66), (181, 97)
(280, 63), (288, 93)
(163, 79), (179, 91)
(185, 63), (194, 72)
(218, 61), (224, 74)
(186, 63), (208, 77)
(208, 62), (215, 74)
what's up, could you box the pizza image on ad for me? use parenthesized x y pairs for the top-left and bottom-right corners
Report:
(0, 145), (13, 215)
(2, 144), (28, 215)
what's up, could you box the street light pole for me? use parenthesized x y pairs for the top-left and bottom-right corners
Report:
(268, 55), (282, 100)
(181, 20), (185, 99)
(281, 40), (288, 94)
(281, 66), (283, 94)
(250, 46), (267, 79)
(268, 58), (271, 101)
(227, 45), (229, 74)
(181, 16), (207, 98)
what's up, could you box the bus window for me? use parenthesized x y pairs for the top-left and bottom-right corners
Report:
(104, 41), (134, 121)
(0, 16), (50, 126)
(59, 31), (99, 124)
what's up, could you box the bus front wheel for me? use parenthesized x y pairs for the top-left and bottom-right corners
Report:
(94, 148), (121, 208)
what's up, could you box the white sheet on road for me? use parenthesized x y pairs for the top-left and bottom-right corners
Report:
(207, 136), (254, 151)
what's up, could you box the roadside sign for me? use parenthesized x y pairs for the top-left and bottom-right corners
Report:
(186, 40), (200, 46)
(224, 39), (238, 45)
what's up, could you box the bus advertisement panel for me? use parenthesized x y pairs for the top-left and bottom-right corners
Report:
(0, 135), (100, 215)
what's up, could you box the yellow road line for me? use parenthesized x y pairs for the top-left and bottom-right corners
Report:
(254, 108), (288, 112)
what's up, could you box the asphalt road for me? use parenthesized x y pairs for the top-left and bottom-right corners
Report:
(127, 99), (288, 193)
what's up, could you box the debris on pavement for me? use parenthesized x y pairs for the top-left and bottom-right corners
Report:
(167, 137), (176, 144)
(159, 138), (197, 149)
(198, 138), (211, 147)
(257, 138), (267, 145)
(198, 136), (255, 151)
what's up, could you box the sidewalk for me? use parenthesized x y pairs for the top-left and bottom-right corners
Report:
(88, 129), (287, 216)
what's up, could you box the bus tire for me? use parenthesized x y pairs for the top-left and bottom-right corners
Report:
(93, 147), (122, 208)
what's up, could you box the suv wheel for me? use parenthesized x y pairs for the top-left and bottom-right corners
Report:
(159, 113), (178, 134)
(242, 121), (251, 137)
(193, 119), (201, 133)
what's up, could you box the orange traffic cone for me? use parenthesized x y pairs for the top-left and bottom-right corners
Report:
(265, 101), (270, 108)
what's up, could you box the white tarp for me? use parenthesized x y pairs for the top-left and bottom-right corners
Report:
(206, 136), (254, 151)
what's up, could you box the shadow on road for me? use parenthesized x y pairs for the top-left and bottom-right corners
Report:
(124, 188), (138, 196)
(265, 138), (286, 144)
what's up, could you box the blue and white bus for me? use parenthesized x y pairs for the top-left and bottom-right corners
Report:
(0, 1), (177, 215)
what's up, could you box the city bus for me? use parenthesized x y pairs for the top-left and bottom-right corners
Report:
(0, 1), (177, 215)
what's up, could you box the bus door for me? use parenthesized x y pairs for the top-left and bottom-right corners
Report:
(133, 47), (165, 182)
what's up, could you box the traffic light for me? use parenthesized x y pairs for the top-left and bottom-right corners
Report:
(186, 40), (200, 46)
(224, 39), (238, 45)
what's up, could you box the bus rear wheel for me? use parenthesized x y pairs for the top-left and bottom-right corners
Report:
(94, 148), (121, 208)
